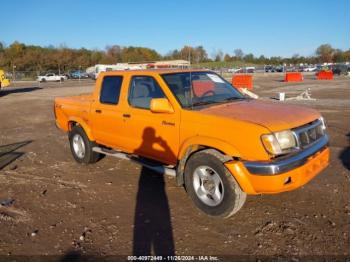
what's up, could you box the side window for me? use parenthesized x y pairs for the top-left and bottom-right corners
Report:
(129, 76), (165, 109)
(100, 76), (123, 105)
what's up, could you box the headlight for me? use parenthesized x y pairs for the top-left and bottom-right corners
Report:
(261, 130), (297, 156)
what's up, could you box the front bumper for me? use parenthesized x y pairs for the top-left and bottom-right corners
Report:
(225, 135), (330, 194)
(244, 134), (329, 175)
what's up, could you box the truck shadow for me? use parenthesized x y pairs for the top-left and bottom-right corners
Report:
(340, 132), (350, 170)
(60, 250), (83, 262)
(0, 140), (32, 170)
(133, 127), (175, 256)
(0, 87), (42, 97)
(60, 249), (99, 261)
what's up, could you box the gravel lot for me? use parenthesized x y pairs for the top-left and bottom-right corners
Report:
(0, 74), (349, 259)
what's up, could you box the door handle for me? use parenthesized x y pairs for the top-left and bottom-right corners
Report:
(123, 113), (131, 118)
(95, 109), (102, 113)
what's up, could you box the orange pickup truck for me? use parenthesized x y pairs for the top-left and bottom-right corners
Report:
(54, 69), (329, 218)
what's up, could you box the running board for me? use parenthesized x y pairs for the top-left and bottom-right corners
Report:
(92, 147), (176, 177)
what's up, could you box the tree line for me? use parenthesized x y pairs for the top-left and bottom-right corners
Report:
(0, 41), (349, 73)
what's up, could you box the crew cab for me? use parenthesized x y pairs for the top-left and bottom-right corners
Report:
(0, 70), (10, 89)
(54, 69), (330, 218)
(37, 73), (67, 82)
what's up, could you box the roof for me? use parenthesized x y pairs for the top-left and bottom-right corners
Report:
(99, 68), (211, 75)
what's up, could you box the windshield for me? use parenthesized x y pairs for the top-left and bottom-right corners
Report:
(161, 71), (245, 109)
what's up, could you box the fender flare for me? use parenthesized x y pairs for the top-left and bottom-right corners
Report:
(178, 136), (241, 160)
(176, 136), (241, 186)
(68, 117), (95, 141)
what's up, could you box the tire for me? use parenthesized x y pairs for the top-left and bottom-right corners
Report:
(68, 125), (101, 164)
(184, 150), (246, 218)
(61, 78), (64, 82)
(41, 78), (46, 83)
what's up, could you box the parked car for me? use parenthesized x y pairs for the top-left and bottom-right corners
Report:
(37, 73), (67, 82)
(233, 68), (244, 74)
(316, 64), (332, 72)
(332, 64), (349, 75)
(233, 67), (255, 74)
(265, 65), (276, 72)
(275, 66), (284, 72)
(61, 73), (70, 80)
(70, 70), (90, 79)
(245, 67), (255, 73)
(286, 67), (297, 72)
(228, 68), (242, 73)
(303, 66), (317, 72)
(54, 69), (329, 218)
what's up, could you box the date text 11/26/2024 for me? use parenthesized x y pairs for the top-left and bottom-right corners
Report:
(127, 255), (219, 261)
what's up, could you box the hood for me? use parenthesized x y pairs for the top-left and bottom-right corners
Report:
(199, 99), (320, 132)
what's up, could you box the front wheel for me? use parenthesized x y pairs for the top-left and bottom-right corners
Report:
(184, 150), (246, 218)
(68, 126), (101, 164)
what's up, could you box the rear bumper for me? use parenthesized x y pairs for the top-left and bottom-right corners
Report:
(225, 141), (330, 195)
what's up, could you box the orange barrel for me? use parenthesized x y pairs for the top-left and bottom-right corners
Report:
(284, 72), (303, 82)
(232, 74), (253, 89)
(317, 71), (333, 80)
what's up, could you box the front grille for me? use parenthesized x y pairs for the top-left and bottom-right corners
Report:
(293, 120), (325, 149)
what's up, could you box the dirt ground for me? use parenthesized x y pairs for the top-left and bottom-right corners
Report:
(0, 74), (349, 259)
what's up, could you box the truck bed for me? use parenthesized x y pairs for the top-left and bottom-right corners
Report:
(54, 94), (93, 131)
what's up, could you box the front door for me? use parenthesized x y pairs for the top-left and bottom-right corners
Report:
(123, 75), (180, 165)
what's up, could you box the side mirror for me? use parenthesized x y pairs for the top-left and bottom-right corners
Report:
(150, 98), (174, 113)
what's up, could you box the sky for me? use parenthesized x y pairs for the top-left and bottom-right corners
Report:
(2, 0), (349, 58)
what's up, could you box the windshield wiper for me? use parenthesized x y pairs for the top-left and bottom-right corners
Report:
(191, 100), (219, 107)
(191, 97), (245, 108)
(223, 96), (245, 102)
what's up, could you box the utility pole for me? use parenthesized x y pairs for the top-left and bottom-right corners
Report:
(79, 65), (81, 83)
(59, 64), (62, 84)
(12, 65), (16, 87)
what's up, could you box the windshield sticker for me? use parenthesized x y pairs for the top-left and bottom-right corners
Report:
(207, 74), (225, 83)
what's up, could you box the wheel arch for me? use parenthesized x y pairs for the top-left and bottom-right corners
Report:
(68, 117), (95, 141)
(176, 137), (241, 186)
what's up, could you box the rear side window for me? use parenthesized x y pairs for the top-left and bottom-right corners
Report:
(100, 76), (123, 105)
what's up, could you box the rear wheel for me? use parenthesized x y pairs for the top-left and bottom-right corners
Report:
(68, 125), (100, 164)
(184, 150), (246, 218)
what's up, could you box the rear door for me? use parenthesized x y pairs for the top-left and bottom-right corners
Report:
(122, 75), (180, 165)
(91, 75), (128, 150)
